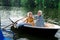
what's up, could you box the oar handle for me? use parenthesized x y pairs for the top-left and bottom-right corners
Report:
(9, 18), (14, 23)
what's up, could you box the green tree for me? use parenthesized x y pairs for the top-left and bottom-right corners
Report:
(11, 0), (21, 7)
(58, 0), (60, 21)
(2, 0), (11, 6)
(26, 0), (36, 11)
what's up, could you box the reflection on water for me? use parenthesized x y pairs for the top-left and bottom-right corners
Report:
(17, 38), (29, 40)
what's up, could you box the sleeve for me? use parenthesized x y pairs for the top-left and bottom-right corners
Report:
(34, 15), (37, 20)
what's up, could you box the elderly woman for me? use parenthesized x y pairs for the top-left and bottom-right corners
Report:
(16, 12), (35, 28)
(34, 10), (44, 27)
(17, 12), (34, 28)
(24, 12), (35, 26)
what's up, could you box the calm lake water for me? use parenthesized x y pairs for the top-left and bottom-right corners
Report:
(1, 7), (58, 40)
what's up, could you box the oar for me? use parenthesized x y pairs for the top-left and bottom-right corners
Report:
(3, 17), (25, 29)
(9, 18), (15, 23)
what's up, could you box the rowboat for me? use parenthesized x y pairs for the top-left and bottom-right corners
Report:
(9, 17), (60, 39)
(11, 24), (58, 39)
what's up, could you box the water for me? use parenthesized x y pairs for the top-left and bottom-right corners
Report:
(1, 7), (58, 40)
(1, 7), (29, 40)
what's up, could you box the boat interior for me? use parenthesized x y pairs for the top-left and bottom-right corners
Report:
(9, 17), (60, 29)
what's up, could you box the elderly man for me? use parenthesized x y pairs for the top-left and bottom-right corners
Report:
(34, 10), (45, 27)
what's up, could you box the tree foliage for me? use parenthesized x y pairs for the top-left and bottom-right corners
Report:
(0, 0), (60, 22)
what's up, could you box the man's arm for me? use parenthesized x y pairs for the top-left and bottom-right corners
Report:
(33, 15), (37, 20)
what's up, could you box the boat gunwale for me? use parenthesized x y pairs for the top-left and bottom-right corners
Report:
(23, 25), (60, 29)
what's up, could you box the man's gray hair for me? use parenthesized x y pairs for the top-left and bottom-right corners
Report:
(38, 10), (42, 15)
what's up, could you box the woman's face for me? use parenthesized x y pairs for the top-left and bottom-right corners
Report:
(29, 13), (32, 17)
